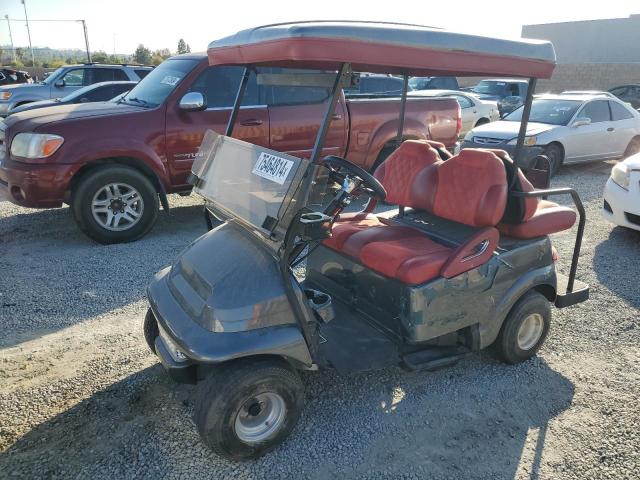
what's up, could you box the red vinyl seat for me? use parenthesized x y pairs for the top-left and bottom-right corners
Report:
(498, 200), (576, 239)
(324, 140), (442, 251)
(326, 148), (507, 285)
(490, 157), (577, 239)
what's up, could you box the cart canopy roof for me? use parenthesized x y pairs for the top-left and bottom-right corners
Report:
(207, 21), (556, 78)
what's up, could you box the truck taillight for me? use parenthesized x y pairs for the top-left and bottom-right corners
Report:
(455, 103), (462, 137)
(552, 246), (559, 262)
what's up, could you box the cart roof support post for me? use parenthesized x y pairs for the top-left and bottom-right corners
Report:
(512, 77), (537, 179)
(309, 63), (351, 164)
(396, 73), (409, 148)
(225, 67), (252, 136)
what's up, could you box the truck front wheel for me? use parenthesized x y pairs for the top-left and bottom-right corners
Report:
(72, 165), (159, 244)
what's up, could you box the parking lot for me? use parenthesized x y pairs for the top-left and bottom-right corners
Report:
(0, 160), (638, 479)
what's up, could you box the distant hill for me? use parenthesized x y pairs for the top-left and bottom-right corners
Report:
(0, 45), (131, 67)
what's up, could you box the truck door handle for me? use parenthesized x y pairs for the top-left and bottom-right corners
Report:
(240, 119), (263, 126)
(331, 114), (343, 121)
(607, 127), (615, 132)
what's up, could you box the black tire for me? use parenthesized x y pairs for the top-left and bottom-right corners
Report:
(542, 143), (564, 176)
(624, 137), (640, 158)
(72, 165), (159, 244)
(495, 291), (551, 365)
(370, 144), (396, 173)
(474, 118), (490, 127)
(194, 357), (304, 460)
(143, 308), (159, 355)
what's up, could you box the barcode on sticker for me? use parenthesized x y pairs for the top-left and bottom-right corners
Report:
(252, 153), (294, 185)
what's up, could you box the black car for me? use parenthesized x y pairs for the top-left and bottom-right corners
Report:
(609, 85), (640, 109)
(8, 81), (137, 115)
(344, 74), (407, 95)
(0, 68), (32, 86)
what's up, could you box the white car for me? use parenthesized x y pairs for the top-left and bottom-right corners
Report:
(462, 94), (640, 174)
(410, 89), (499, 136)
(602, 153), (640, 231)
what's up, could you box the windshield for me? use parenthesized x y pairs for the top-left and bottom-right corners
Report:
(408, 77), (432, 90)
(472, 80), (507, 95)
(41, 67), (65, 85)
(120, 58), (198, 108)
(192, 130), (309, 239)
(505, 99), (582, 126)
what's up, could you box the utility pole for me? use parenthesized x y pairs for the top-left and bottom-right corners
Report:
(21, 0), (36, 68)
(4, 15), (16, 63)
(81, 20), (91, 63)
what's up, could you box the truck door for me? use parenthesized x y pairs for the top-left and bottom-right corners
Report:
(164, 66), (269, 188)
(265, 68), (347, 159)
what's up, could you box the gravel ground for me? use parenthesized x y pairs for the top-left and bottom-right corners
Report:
(0, 161), (639, 479)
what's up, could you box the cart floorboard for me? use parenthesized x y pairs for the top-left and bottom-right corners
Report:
(317, 298), (400, 374)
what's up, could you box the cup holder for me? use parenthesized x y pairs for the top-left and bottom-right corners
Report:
(304, 289), (335, 323)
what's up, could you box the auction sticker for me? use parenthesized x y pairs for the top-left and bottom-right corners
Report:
(252, 153), (294, 185)
(160, 75), (181, 86)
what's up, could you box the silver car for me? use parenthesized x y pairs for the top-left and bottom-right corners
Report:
(410, 89), (500, 136)
(462, 94), (640, 174)
(0, 64), (152, 117)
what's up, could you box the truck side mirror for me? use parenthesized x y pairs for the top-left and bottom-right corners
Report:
(179, 92), (206, 112)
(572, 117), (591, 128)
(54, 79), (65, 88)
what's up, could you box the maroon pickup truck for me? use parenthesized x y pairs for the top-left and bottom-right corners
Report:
(0, 54), (460, 243)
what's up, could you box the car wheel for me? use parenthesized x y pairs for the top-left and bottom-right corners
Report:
(72, 165), (159, 244)
(194, 357), (304, 460)
(542, 144), (563, 176)
(494, 291), (551, 365)
(624, 137), (640, 158)
(474, 118), (490, 127)
(143, 308), (159, 355)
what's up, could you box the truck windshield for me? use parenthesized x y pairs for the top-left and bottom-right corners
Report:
(472, 81), (506, 95)
(41, 67), (65, 85)
(120, 58), (199, 108)
(504, 99), (581, 126)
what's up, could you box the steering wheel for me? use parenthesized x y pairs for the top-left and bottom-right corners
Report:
(319, 155), (387, 201)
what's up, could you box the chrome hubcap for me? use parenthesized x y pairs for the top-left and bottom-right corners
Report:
(234, 392), (286, 444)
(517, 313), (544, 350)
(91, 183), (144, 231)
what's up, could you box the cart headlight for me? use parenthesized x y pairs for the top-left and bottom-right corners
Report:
(508, 135), (537, 146)
(611, 162), (630, 190)
(0, 91), (12, 100)
(11, 133), (64, 159)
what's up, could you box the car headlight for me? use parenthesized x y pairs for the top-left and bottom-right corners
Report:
(611, 162), (630, 190)
(10, 133), (64, 159)
(507, 136), (537, 146)
(0, 91), (12, 101)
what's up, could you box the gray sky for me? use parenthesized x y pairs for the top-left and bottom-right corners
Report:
(1, 0), (638, 55)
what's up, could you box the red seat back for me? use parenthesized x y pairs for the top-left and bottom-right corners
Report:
(414, 149), (508, 227)
(374, 140), (441, 207)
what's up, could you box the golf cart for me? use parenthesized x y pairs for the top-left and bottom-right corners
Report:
(144, 21), (589, 460)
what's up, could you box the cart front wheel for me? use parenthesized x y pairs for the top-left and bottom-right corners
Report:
(194, 358), (304, 460)
(495, 291), (551, 364)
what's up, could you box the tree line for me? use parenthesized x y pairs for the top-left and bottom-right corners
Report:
(1, 38), (191, 69)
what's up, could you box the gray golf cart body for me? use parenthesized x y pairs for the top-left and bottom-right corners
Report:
(147, 21), (587, 383)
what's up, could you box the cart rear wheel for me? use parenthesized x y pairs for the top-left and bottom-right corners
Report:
(194, 357), (304, 460)
(495, 291), (551, 364)
(143, 308), (159, 355)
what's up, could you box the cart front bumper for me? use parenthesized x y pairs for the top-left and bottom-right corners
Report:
(155, 336), (197, 384)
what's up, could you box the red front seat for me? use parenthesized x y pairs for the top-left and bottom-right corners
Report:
(323, 140), (442, 251)
(347, 149), (507, 284)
